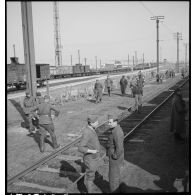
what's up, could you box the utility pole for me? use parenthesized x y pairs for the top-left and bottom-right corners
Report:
(100, 59), (101, 68)
(70, 55), (72, 66)
(173, 32), (182, 73)
(143, 53), (144, 64)
(183, 43), (188, 68)
(128, 54), (129, 66)
(95, 56), (97, 71)
(13, 44), (16, 57)
(78, 49), (80, 64)
(84, 57), (87, 65)
(135, 51), (137, 66)
(21, 2), (37, 97)
(132, 55), (134, 72)
(150, 16), (164, 74)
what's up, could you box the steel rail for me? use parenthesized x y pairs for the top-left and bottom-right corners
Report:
(124, 77), (189, 141)
(7, 76), (189, 189)
(7, 119), (108, 186)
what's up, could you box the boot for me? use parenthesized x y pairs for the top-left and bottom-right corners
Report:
(86, 180), (94, 193)
(40, 135), (45, 153)
(51, 134), (60, 149)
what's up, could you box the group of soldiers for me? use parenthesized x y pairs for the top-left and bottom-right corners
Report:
(94, 71), (145, 113)
(22, 69), (188, 193)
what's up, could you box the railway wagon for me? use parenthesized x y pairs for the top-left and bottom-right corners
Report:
(7, 57), (50, 89)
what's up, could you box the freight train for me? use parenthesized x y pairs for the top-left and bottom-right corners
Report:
(7, 57), (156, 89)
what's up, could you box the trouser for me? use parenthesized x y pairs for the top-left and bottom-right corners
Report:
(25, 114), (35, 132)
(95, 91), (102, 103)
(134, 94), (142, 111)
(84, 156), (100, 193)
(39, 123), (58, 152)
(120, 86), (126, 95)
(109, 157), (124, 193)
(107, 87), (111, 96)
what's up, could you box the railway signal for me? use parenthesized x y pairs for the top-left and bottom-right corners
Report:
(150, 16), (164, 74)
(173, 32), (182, 73)
(21, 2), (37, 97)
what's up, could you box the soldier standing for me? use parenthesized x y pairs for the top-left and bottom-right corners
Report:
(104, 75), (113, 97)
(78, 116), (101, 193)
(134, 76), (144, 113)
(31, 95), (60, 152)
(119, 75), (128, 95)
(107, 115), (124, 193)
(23, 91), (36, 135)
(94, 80), (103, 103)
(170, 88), (186, 141)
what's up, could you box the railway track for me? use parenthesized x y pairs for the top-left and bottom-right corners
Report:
(7, 76), (189, 193)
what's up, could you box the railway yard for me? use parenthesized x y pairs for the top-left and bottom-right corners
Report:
(7, 71), (190, 193)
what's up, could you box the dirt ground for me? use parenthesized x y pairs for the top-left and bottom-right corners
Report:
(7, 74), (183, 182)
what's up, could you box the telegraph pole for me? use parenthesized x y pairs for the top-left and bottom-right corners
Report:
(95, 56), (97, 70)
(143, 53), (144, 64)
(13, 44), (16, 57)
(100, 59), (101, 68)
(70, 55), (72, 66)
(173, 32), (182, 73)
(151, 16), (164, 74)
(128, 54), (129, 66)
(84, 57), (87, 65)
(132, 55), (134, 72)
(183, 43), (188, 68)
(21, 2), (37, 97)
(135, 51), (137, 66)
(78, 49), (80, 64)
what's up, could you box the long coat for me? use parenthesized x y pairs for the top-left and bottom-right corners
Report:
(170, 94), (186, 134)
(108, 124), (124, 192)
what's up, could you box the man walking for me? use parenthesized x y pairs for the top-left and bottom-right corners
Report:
(104, 75), (113, 97)
(94, 80), (103, 103)
(119, 75), (128, 95)
(23, 91), (36, 135)
(107, 115), (124, 193)
(31, 95), (60, 152)
(78, 116), (101, 193)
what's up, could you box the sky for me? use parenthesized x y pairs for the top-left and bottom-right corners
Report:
(7, 1), (189, 68)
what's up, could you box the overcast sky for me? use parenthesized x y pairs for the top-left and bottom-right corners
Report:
(7, 1), (189, 68)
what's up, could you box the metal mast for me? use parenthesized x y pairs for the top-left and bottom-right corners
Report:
(151, 16), (164, 74)
(53, 2), (62, 67)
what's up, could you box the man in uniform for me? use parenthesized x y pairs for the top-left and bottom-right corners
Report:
(78, 116), (101, 193)
(23, 91), (36, 134)
(94, 80), (103, 103)
(119, 75), (128, 95)
(104, 75), (113, 97)
(31, 95), (60, 152)
(107, 115), (124, 193)
(134, 76), (144, 113)
(170, 88), (186, 141)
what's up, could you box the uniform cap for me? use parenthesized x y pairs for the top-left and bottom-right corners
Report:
(87, 116), (98, 123)
(36, 92), (41, 96)
(44, 95), (50, 99)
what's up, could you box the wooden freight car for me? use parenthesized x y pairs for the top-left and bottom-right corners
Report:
(7, 57), (50, 89)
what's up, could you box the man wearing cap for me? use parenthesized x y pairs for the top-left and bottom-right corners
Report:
(170, 88), (186, 141)
(31, 95), (60, 152)
(78, 116), (101, 193)
(104, 75), (113, 97)
(107, 115), (124, 192)
(94, 80), (103, 103)
(23, 91), (36, 134)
